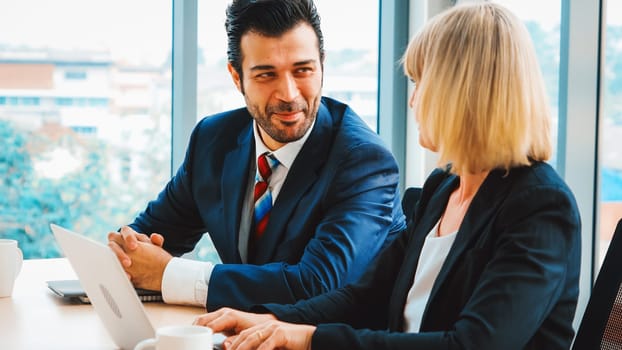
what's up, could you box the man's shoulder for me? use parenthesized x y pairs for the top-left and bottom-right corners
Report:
(196, 107), (251, 131)
(320, 96), (386, 147)
(186, 107), (253, 152)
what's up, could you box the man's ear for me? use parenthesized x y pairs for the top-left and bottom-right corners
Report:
(227, 62), (243, 93)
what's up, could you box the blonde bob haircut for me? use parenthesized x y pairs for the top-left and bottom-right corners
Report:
(402, 2), (552, 175)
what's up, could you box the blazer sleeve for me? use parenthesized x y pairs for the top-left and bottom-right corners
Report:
(254, 224), (412, 330)
(207, 140), (406, 311)
(268, 181), (581, 350)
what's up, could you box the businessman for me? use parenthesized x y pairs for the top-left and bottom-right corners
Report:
(108, 0), (405, 311)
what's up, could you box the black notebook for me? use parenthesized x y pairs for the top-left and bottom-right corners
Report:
(47, 279), (163, 304)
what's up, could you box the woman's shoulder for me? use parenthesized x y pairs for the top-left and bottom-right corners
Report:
(508, 161), (570, 191)
(500, 161), (579, 219)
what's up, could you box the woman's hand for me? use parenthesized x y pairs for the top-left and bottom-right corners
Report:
(194, 307), (277, 337)
(225, 320), (315, 350)
(193, 308), (315, 350)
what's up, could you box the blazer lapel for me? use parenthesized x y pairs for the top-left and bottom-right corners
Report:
(388, 176), (458, 330)
(222, 122), (254, 263)
(250, 104), (332, 264)
(422, 170), (512, 324)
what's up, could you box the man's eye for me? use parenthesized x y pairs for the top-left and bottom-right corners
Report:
(256, 72), (275, 79)
(295, 67), (313, 75)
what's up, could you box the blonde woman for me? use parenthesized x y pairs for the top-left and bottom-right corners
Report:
(194, 3), (581, 349)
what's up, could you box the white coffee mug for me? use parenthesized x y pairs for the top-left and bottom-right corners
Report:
(134, 325), (213, 350)
(0, 239), (23, 298)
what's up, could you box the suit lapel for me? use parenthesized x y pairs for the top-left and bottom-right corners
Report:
(222, 122), (254, 263)
(251, 103), (332, 264)
(388, 176), (458, 330)
(422, 170), (512, 324)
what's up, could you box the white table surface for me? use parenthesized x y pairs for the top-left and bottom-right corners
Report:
(0, 258), (208, 350)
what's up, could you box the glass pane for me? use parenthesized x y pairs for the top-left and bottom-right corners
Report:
(196, 0), (380, 131)
(315, 0), (379, 131)
(491, 0), (562, 167)
(0, 0), (172, 259)
(196, 0), (244, 119)
(599, 2), (622, 266)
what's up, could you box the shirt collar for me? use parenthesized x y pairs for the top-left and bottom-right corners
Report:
(253, 117), (316, 170)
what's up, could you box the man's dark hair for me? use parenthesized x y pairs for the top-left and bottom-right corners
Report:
(225, 0), (325, 77)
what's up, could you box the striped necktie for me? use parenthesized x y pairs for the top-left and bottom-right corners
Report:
(252, 152), (279, 241)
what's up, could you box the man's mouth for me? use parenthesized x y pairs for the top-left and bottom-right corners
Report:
(273, 111), (302, 123)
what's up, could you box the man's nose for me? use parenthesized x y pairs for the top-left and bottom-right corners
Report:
(275, 74), (300, 102)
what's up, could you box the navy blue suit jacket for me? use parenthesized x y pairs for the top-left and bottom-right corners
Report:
(130, 97), (406, 311)
(263, 162), (581, 350)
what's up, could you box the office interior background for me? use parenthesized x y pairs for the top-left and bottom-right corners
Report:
(0, 0), (619, 327)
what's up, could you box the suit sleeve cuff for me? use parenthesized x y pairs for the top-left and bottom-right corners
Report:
(161, 257), (213, 306)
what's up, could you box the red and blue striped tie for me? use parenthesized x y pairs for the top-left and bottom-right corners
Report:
(252, 152), (279, 241)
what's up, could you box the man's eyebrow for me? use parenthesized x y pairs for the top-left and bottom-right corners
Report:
(250, 64), (275, 71)
(249, 60), (317, 71)
(293, 59), (316, 67)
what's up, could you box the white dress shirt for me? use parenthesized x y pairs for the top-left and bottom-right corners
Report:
(161, 119), (315, 306)
(402, 220), (457, 333)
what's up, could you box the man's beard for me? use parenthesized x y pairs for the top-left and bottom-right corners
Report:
(248, 97), (319, 143)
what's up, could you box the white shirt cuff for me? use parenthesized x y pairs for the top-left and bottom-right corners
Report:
(161, 257), (214, 307)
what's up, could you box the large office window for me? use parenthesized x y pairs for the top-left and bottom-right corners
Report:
(0, 0), (172, 258)
(599, 2), (622, 266)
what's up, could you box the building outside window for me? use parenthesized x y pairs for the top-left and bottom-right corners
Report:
(0, 0), (172, 258)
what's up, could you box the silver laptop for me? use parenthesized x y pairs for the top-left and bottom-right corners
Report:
(50, 223), (224, 350)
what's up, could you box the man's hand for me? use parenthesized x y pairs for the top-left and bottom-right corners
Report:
(193, 308), (314, 350)
(107, 226), (170, 291)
